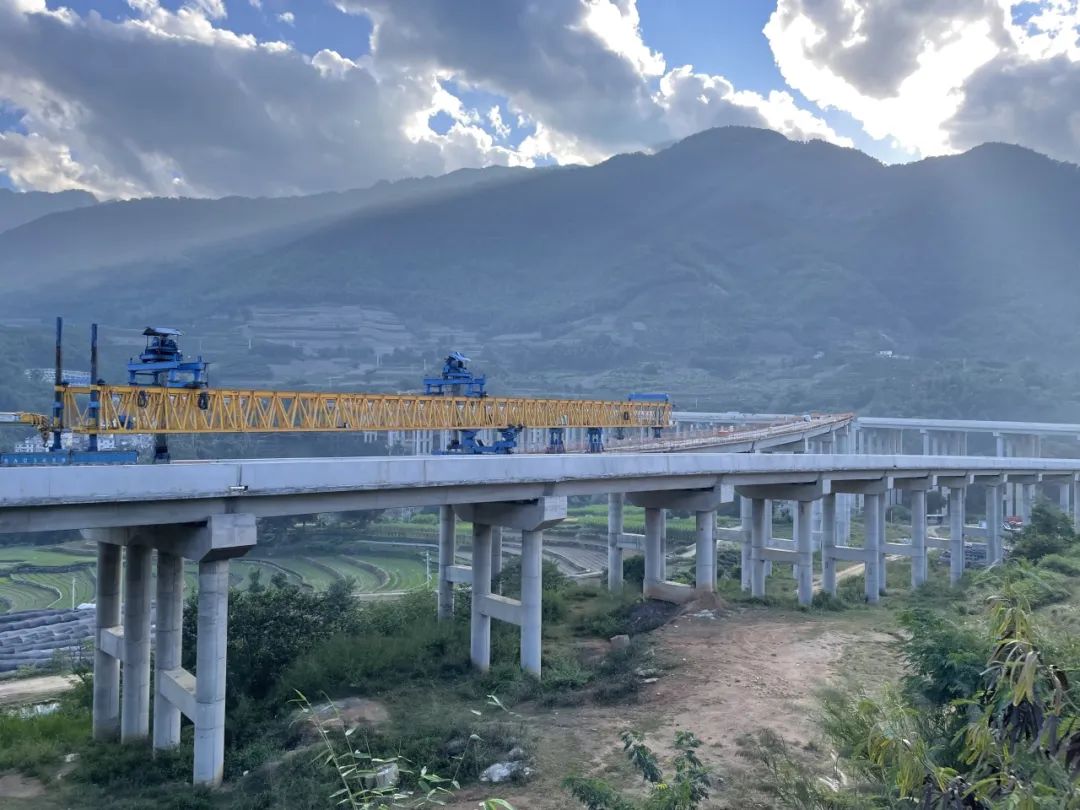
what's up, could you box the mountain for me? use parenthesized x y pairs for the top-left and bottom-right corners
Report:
(0, 188), (96, 234)
(4, 126), (1080, 416)
(0, 166), (527, 288)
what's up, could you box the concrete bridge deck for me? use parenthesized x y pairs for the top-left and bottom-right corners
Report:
(2, 451), (1078, 531)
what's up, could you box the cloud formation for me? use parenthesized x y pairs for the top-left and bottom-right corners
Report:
(765, 0), (1080, 163)
(0, 0), (847, 199)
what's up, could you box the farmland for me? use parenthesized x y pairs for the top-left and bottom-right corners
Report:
(0, 540), (436, 613)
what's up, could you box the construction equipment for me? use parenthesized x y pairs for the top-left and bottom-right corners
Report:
(3, 320), (672, 462)
(0, 319), (139, 466)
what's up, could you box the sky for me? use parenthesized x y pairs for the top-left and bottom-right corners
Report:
(1, 0), (1079, 199)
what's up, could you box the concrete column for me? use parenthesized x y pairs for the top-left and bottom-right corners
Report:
(811, 498), (823, 550)
(1060, 483), (1071, 513)
(987, 485), (1003, 565)
(821, 494), (837, 595)
(864, 494), (880, 604)
(878, 493), (888, 596)
(750, 498), (767, 598)
(607, 493), (624, 591)
(93, 542), (121, 740)
(470, 524), (492, 672)
(658, 510), (667, 581)
(740, 496), (751, 592)
(121, 544), (152, 743)
(520, 530), (543, 677)
(153, 551), (184, 750)
(194, 559), (230, 787)
(644, 507), (663, 593)
(763, 500), (773, 578)
(789, 503), (799, 580)
(695, 510), (716, 592)
(1021, 484), (1033, 522)
(949, 488), (966, 585)
(437, 505), (455, 620)
(490, 526), (503, 593)
(796, 500), (813, 606)
(911, 490), (928, 587)
(1072, 480), (1080, 531)
(921, 430), (930, 455)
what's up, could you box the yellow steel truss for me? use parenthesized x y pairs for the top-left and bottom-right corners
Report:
(58, 385), (672, 435)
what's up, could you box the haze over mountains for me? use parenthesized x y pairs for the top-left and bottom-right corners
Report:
(2, 126), (1079, 415)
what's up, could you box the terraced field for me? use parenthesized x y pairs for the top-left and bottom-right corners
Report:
(11, 570), (97, 609)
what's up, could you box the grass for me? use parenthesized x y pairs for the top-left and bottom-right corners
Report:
(11, 570), (97, 609)
(0, 576), (61, 612)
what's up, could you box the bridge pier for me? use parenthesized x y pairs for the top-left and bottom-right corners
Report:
(943, 479), (968, 584)
(629, 486), (732, 603)
(154, 551), (183, 750)
(821, 494), (836, 595)
(607, 493), (624, 591)
(437, 505), (456, 620)
(92, 542), (121, 740)
(910, 488), (929, 586)
(736, 481), (823, 607)
(122, 544), (152, 742)
(85, 514), (257, 787)
(454, 498), (567, 677)
(864, 494), (882, 603)
(739, 496), (751, 592)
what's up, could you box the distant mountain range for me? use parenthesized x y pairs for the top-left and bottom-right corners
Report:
(0, 187), (96, 233)
(3, 127), (1080, 404)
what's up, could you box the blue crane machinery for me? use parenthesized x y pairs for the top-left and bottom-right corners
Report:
(1, 320), (672, 464)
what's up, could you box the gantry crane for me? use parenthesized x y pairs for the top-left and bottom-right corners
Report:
(1, 320), (672, 465)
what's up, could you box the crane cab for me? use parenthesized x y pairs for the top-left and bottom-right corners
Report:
(127, 327), (209, 389)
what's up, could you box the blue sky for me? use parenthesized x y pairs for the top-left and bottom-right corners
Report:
(2, 1), (1078, 198)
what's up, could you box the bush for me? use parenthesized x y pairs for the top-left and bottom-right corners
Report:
(184, 577), (364, 704)
(899, 607), (986, 706)
(622, 556), (645, 585)
(1039, 553), (1080, 577)
(1011, 503), (1078, 562)
(976, 561), (1071, 609)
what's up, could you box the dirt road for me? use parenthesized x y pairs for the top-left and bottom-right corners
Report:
(448, 605), (902, 809)
(0, 674), (77, 708)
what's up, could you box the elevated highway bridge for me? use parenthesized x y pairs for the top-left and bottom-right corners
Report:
(4, 441), (1080, 785)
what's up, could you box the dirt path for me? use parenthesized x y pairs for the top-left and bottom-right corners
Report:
(0, 675), (77, 707)
(448, 606), (902, 809)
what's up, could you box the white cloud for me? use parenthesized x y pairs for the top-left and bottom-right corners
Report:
(343, 0), (848, 163)
(0, 0), (850, 198)
(765, 0), (1080, 163)
(277, 11), (294, 26)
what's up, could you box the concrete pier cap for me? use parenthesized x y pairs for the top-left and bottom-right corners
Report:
(626, 483), (734, 511)
(454, 496), (567, 532)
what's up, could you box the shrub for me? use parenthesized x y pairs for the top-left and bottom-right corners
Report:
(1039, 553), (1080, 577)
(622, 556), (645, 585)
(1010, 503), (1078, 562)
(898, 607), (987, 706)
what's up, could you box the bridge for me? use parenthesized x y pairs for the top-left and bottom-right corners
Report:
(5, 427), (1080, 786)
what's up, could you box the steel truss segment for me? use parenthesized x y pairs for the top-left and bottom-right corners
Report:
(60, 385), (672, 434)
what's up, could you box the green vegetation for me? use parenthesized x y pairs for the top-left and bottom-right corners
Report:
(747, 502), (1080, 808)
(564, 731), (713, 810)
(0, 546), (664, 808)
